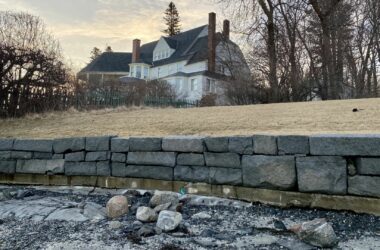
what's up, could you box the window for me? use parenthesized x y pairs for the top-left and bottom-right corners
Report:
(205, 78), (216, 92)
(130, 66), (135, 77)
(190, 78), (197, 91)
(175, 78), (182, 92)
(136, 66), (142, 78)
(177, 63), (183, 72)
(157, 67), (161, 78)
(143, 67), (148, 79)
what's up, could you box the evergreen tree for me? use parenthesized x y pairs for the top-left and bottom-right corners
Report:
(163, 2), (181, 36)
(90, 47), (102, 62)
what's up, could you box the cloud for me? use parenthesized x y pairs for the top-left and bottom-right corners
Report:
(0, 0), (225, 71)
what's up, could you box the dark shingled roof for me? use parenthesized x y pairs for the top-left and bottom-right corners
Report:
(79, 52), (132, 73)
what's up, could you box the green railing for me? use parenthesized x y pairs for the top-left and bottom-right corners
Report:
(144, 97), (199, 108)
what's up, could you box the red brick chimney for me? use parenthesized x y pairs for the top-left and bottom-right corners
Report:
(223, 19), (230, 40)
(208, 12), (216, 72)
(132, 39), (141, 63)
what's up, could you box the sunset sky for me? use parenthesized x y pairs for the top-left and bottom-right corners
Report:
(0, 0), (225, 71)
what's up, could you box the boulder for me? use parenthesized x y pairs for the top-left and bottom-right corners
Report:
(177, 153), (205, 166)
(111, 153), (126, 163)
(11, 151), (33, 159)
(0, 161), (16, 174)
(356, 158), (380, 175)
(33, 152), (53, 159)
(111, 163), (127, 177)
(253, 135), (278, 155)
(289, 218), (338, 248)
(129, 137), (162, 151)
(149, 191), (179, 208)
(85, 136), (110, 151)
(65, 162), (97, 176)
(125, 165), (173, 180)
(0, 139), (13, 151)
(209, 167), (242, 185)
(111, 137), (129, 152)
(96, 161), (110, 176)
(106, 195), (129, 218)
(53, 137), (85, 153)
(65, 151), (85, 162)
(204, 137), (229, 152)
(162, 136), (204, 153)
(228, 137), (253, 154)
(13, 139), (53, 153)
(174, 165), (209, 183)
(16, 159), (65, 174)
(156, 210), (182, 232)
(277, 135), (309, 155)
(0, 151), (11, 160)
(153, 202), (172, 213)
(85, 151), (109, 162)
(127, 152), (176, 167)
(204, 152), (240, 168)
(348, 176), (380, 198)
(136, 206), (158, 222)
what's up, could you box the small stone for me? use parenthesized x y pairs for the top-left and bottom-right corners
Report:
(273, 220), (287, 231)
(106, 195), (129, 219)
(348, 161), (357, 176)
(191, 212), (211, 220)
(137, 225), (155, 237)
(132, 220), (143, 229)
(149, 191), (179, 208)
(136, 206), (158, 222)
(154, 226), (163, 235)
(109, 221), (123, 229)
(153, 202), (172, 213)
(156, 210), (182, 232)
(289, 218), (338, 248)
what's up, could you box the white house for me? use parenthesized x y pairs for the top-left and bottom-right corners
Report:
(79, 13), (249, 103)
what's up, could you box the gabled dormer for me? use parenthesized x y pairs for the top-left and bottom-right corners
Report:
(153, 36), (176, 61)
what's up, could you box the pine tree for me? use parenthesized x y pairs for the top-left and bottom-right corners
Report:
(163, 2), (181, 36)
(90, 47), (102, 62)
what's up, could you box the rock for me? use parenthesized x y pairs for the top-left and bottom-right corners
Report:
(209, 167), (242, 185)
(33, 152), (53, 159)
(136, 206), (158, 222)
(111, 137), (129, 152)
(0, 151), (11, 160)
(85, 151), (109, 162)
(137, 225), (155, 237)
(125, 165), (173, 180)
(153, 202), (172, 213)
(310, 134), (380, 156)
(0, 161), (16, 174)
(204, 137), (229, 152)
(111, 153), (126, 163)
(191, 212), (211, 220)
(204, 153), (241, 168)
(174, 165), (209, 183)
(129, 137), (162, 151)
(0, 139), (14, 151)
(296, 156), (347, 195)
(348, 160), (357, 176)
(111, 163), (127, 177)
(132, 220), (143, 229)
(11, 151), (33, 159)
(356, 158), (380, 175)
(242, 155), (296, 190)
(106, 195), (129, 218)
(348, 176), (380, 198)
(16, 159), (65, 175)
(65, 162), (97, 176)
(289, 218), (338, 248)
(65, 151), (85, 162)
(13, 139), (53, 152)
(109, 221), (123, 229)
(253, 135), (278, 155)
(53, 137), (85, 154)
(177, 153), (205, 166)
(96, 161), (110, 176)
(16, 190), (33, 199)
(273, 220), (287, 231)
(154, 226), (163, 235)
(278, 135), (310, 155)
(85, 136), (110, 151)
(162, 136), (204, 153)
(156, 210), (182, 232)
(0, 192), (6, 201)
(149, 191), (179, 208)
(127, 152), (176, 167)
(228, 136), (253, 154)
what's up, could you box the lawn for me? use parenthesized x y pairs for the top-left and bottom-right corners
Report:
(1, 98), (380, 138)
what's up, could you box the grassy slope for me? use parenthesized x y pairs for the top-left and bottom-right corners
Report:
(1, 98), (380, 138)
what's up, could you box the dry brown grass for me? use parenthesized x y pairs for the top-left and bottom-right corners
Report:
(1, 98), (380, 138)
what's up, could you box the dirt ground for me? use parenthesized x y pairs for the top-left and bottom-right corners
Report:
(1, 98), (380, 138)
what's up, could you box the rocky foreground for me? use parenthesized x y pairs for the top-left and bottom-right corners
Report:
(0, 185), (379, 250)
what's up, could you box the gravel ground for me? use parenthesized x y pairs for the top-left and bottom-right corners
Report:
(0, 185), (379, 250)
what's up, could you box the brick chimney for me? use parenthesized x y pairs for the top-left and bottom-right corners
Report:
(132, 39), (141, 63)
(223, 19), (230, 40)
(208, 12), (216, 72)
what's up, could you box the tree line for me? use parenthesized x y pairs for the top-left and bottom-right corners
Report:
(220, 0), (380, 104)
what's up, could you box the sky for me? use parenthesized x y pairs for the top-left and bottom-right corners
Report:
(0, 0), (225, 71)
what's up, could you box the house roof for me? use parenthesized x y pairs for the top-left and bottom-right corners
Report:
(79, 52), (132, 74)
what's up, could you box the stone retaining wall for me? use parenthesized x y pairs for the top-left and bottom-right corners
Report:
(0, 135), (380, 201)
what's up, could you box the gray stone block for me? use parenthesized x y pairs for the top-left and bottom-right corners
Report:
(96, 161), (110, 176)
(111, 137), (129, 152)
(348, 176), (380, 198)
(111, 163), (127, 177)
(242, 155), (296, 190)
(85, 151), (109, 162)
(129, 137), (161, 151)
(127, 152), (176, 167)
(174, 165), (210, 182)
(86, 136), (110, 151)
(111, 153), (126, 163)
(296, 156), (347, 195)
(228, 137), (253, 154)
(11, 151), (33, 159)
(0, 151), (11, 160)
(52, 154), (64, 159)
(0, 139), (14, 151)
(209, 167), (242, 185)
(16, 159), (64, 174)
(162, 136), (204, 153)
(278, 136), (309, 155)
(310, 135), (380, 156)
(65, 152), (85, 162)
(204, 153), (240, 168)
(53, 137), (85, 153)
(33, 152), (53, 159)
(253, 135), (278, 155)
(204, 137), (229, 152)
(13, 139), (53, 152)
(356, 158), (380, 175)
(0, 161), (16, 174)
(64, 162), (97, 176)
(125, 165), (173, 180)
(177, 153), (205, 166)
